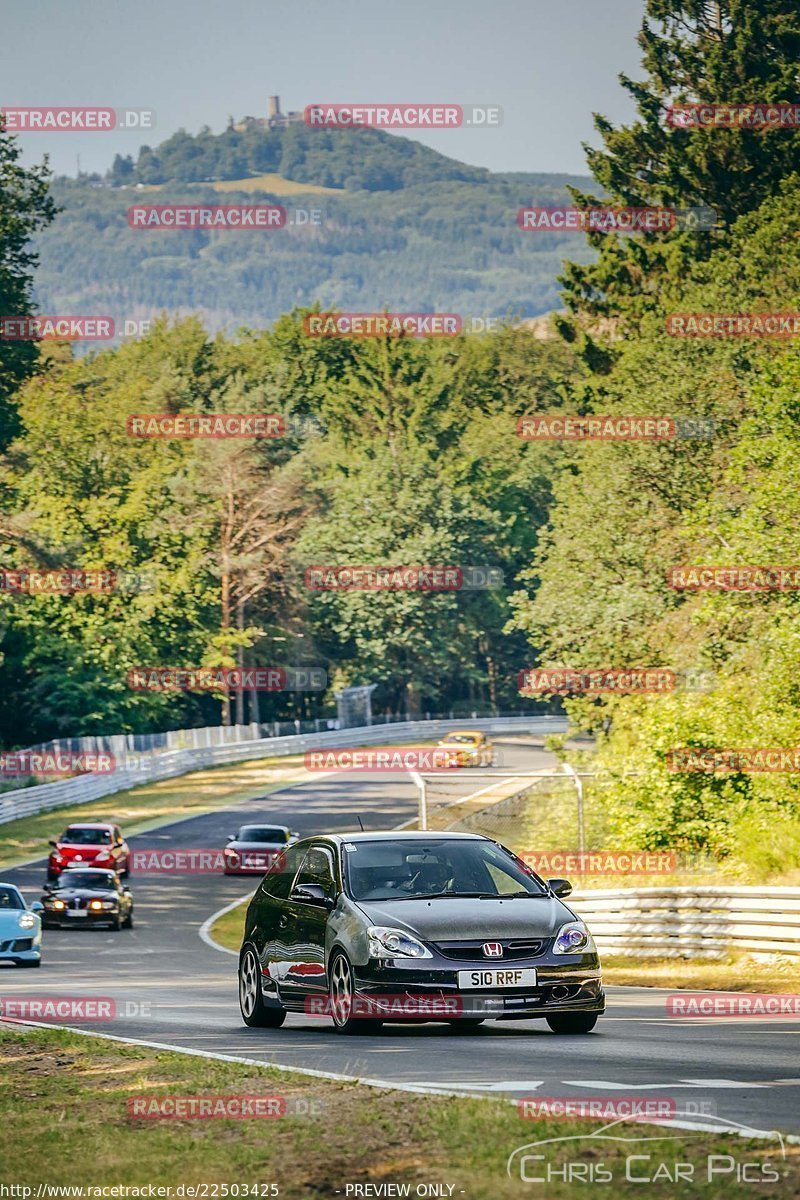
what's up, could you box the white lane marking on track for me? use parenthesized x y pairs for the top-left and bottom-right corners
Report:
(568, 1078), (770, 1090)
(198, 893), (253, 956)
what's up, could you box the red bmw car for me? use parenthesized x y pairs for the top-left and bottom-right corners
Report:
(47, 823), (131, 881)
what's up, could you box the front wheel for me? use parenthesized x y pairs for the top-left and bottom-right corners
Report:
(329, 951), (379, 1034)
(239, 946), (286, 1028)
(546, 1012), (599, 1034)
(18, 959), (41, 968)
(122, 909), (134, 929)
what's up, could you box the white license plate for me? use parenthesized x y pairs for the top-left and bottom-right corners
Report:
(67, 910), (88, 918)
(458, 968), (537, 989)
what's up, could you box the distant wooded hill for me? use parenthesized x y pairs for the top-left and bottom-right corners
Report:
(33, 125), (595, 333)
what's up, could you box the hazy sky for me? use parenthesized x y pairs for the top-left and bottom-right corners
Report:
(3, 0), (645, 178)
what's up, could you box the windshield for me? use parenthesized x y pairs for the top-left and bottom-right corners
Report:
(441, 734), (479, 744)
(0, 886), (24, 910)
(61, 827), (112, 845)
(344, 839), (547, 902)
(54, 872), (116, 890)
(237, 827), (289, 843)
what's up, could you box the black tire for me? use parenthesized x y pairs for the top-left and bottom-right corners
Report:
(110, 914), (122, 931)
(122, 909), (134, 929)
(546, 1012), (599, 1034)
(449, 1019), (485, 1031)
(18, 958), (41, 968)
(328, 950), (380, 1034)
(239, 946), (286, 1028)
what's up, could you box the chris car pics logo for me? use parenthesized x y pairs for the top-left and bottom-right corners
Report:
(507, 1114), (784, 1185)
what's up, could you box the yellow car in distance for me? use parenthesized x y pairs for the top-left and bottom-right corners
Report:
(437, 730), (494, 767)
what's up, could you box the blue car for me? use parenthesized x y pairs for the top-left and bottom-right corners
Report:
(0, 884), (43, 967)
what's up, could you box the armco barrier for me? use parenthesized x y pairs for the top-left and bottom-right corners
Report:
(0, 716), (566, 826)
(571, 886), (800, 958)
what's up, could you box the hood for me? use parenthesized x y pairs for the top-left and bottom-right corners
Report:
(57, 845), (111, 859)
(228, 840), (285, 851)
(45, 886), (117, 902)
(0, 909), (35, 929)
(354, 895), (569, 941)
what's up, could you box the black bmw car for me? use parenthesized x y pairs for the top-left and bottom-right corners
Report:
(237, 831), (604, 1035)
(41, 868), (134, 930)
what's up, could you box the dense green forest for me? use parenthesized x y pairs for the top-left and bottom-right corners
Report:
(32, 170), (594, 334)
(2, 0), (800, 874)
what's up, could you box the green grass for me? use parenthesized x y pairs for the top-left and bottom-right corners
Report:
(602, 954), (800, 992)
(208, 896), (250, 952)
(0, 1025), (796, 1196)
(0, 754), (312, 871)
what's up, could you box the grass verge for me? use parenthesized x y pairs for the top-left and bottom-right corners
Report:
(0, 1025), (796, 1197)
(0, 755), (312, 872)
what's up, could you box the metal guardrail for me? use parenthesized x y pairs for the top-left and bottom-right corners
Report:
(571, 887), (800, 958)
(0, 716), (567, 827)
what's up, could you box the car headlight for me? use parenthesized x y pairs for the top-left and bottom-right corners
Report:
(51, 899), (66, 910)
(367, 926), (433, 960)
(553, 921), (595, 955)
(18, 912), (37, 929)
(101, 900), (118, 910)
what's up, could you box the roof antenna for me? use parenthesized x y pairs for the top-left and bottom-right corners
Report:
(356, 816), (365, 831)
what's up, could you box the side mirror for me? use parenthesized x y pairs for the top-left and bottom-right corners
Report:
(291, 883), (333, 910)
(30, 900), (44, 913)
(547, 877), (573, 899)
(49, 841), (58, 848)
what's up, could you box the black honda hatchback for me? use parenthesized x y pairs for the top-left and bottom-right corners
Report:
(237, 831), (604, 1034)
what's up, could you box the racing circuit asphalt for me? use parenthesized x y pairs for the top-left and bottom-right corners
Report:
(1, 738), (798, 1141)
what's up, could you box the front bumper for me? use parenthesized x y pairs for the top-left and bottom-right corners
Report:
(351, 953), (604, 1021)
(0, 937), (41, 962)
(42, 909), (119, 928)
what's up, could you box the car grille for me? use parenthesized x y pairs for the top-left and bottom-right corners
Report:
(0, 939), (33, 952)
(433, 938), (548, 961)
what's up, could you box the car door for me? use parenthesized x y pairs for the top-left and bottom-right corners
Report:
(247, 842), (305, 979)
(275, 844), (337, 1003)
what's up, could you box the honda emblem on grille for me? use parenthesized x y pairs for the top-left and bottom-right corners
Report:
(482, 942), (503, 957)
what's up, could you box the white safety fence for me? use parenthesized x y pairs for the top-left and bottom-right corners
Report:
(571, 886), (800, 958)
(0, 716), (567, 827)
